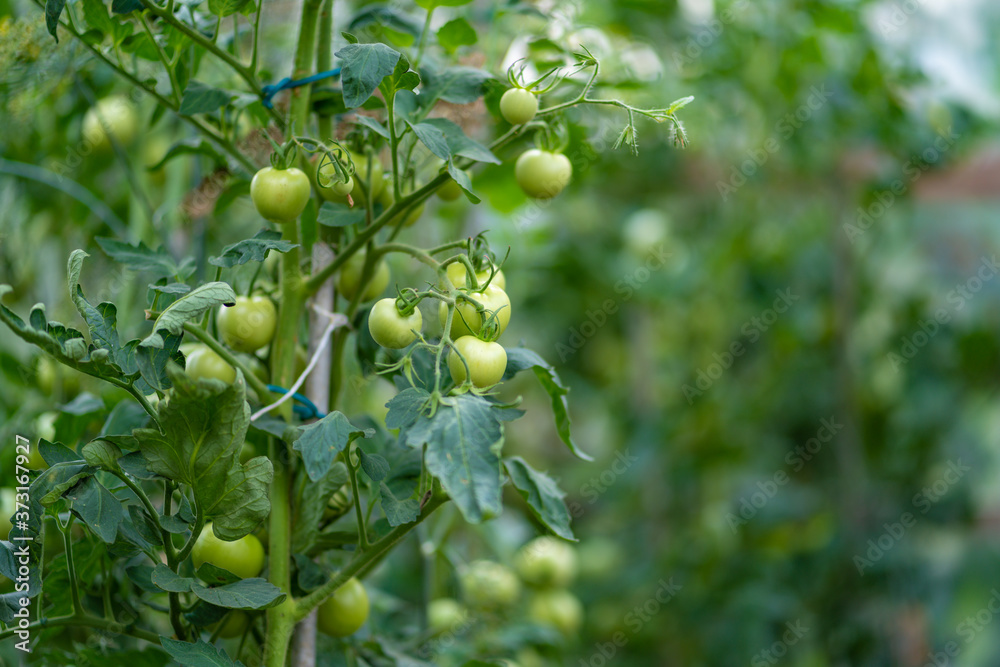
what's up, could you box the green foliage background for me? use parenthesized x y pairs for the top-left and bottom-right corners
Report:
(2, 0), (1000, 664)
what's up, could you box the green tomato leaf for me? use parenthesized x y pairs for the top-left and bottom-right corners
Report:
(210, 229), (299, 268)
(82, 438), (123, 471)
(384, 387), (430, 430)
(40, 439), (84, 466)
(335, 42), (403, 109)
(378, 482), (420, 526)
(32, 462), (95, 506)
(357, 449), (390, 483)
(140, 281), (236, 349)
(421, 118), (500, 164)
(317, 202), (366, 227)
(353, 114), (390, 139)
(293, 412), (372, 481)
(191, 578), (286, 610)
(447, 160), (480, 204)
(159, 637), (243, 666)
(405, 394), (504, 523)
(437, 17), (477, 53)
(81, 0), (114, 35)
(151, 563), (195, 593)
(406, 120), (451, 160)
(132, 368), (273, 540)
(127, 505), (164, 547)
(179, 81), (233, 115)
(111, 0), (142, 14)
(45, 0), (66, 41)
(347, 5), (422, 40)
(65, 477), (123, 544)
(208, 0), (251, 18)
(420, 65), (494, 105)
(291, 461), (348, 554)
(96, 237), (189, 278)
(503, 347), (593, 462)
(504, 456), (575, 541)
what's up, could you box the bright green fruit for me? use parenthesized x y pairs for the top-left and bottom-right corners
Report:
(514, 537), (578, 588)
(437, 170), (469, 201)
(500, 88), (538, 125)
(515, 149), (572, 199)
(82, 95), (138, 152)
(191, 523), (265, 579)
(217, 296), (277, 353)
(337, 252), (391, 302)
(449, 336), (507, 388)
(528, 589), (583, 636)
(36, 356), (81, 397)
(317, 577), (370, 637)
(445, 261), (506, 291)
(368, 298), (422, 349)
(185, 346), (236, 384)
(439, 285), (511, 338)
(251, 167), (311, 223)
(428, 598), (468, 634)
(460, 560), (521, 610)
(214, 611), (250, 639)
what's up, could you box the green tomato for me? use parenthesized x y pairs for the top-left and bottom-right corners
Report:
(528, 590), (583, 636)
(337, 252), (391, 302)
(0, 489), (15, 540)
(191, 523), (265, 579)
(352, 152), (385, 201)
(460, 560), (520, 610)
(439, 285), (511, 339)
(428, 598), (468, 634)
(214, 610), (250, 639)
(445, 262), (506, 291)
(437, 170), (469, 201)
(449, 336), (507, 388)
(368, 298), (422, 349)
(82, 95), (138, 152)
(315, 158), (359, 202)
(251, 167), (311, 224)
(185, 346), (237, 384)
(515, 149), (572, 199)
(317, 577), (370, 637)
(36, 356), (81, 398)
(217, 296), (278, 353)
(500, 88), (538, 125)
(514, 537), (578, 588)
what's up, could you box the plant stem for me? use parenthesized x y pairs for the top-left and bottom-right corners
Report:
(0, 614), (161, 643)
(263, 437), (298, 667)
(294, 494), (447, 620)
(373, 243), (439, 270)
(61, 517), (83, 616)
(414, 8), (434, 69)
(344, 444), (370, 551)
(288, 0), (323, 133)
(316, 0), (336, 142)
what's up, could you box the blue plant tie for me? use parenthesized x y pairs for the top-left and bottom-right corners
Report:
(261, 68), (342, 109)
(265, 384), (325, 420)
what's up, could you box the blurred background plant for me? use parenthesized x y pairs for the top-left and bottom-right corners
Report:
(3, 0), (1000, 664)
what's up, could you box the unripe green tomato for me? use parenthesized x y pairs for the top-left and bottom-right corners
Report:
(0, 488), (15, 539)
(515, 149), (572, 199)
(514, 537), (578, 588)
(445, 262), (506, 291)
(82, 95), (138, 152)
(317, 577), (370, 637)
(352, 152), (385, 201)
(191, 523), (265, 579)
(314, 158), (358, 202)
(377, 174), (396, 209)
(428, 598), (468, 634)
(439, 285), (511, 338)
(337, 252), (391, 302)
(217, 296), (277, 353)
(185, 346), (236, 384)
(36, 356), (81, 398)
(449, 336), (507, 388)
(528, 589), (583, 636)
(214, 610), (249, 639)
(250, 167), (311, 224)
(500, 88), (538, 125)
(368, 298), (422, 349)
(332, 175), (355, 196)
(460, 560), (520, 610)
(437, 170), (469, 201)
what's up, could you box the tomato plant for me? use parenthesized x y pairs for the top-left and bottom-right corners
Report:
(0, 0), (691, 664)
